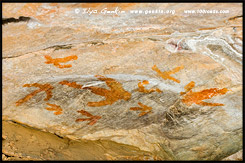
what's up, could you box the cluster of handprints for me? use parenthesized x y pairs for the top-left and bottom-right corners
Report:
(15, 55), (228, 125)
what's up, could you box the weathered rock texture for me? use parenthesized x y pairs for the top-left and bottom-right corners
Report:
(2, 3), (243, 160)
(223, 150), (243, 161)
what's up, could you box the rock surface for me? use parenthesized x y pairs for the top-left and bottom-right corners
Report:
(223, 150), (243, 161)
(2, 3), (243, 160)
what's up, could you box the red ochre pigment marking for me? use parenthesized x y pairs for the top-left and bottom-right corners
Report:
(59, 80), (83, 89)
(152, 65), (184, 83)
(76, 109), (101, 125)
(44, 55), (78, 68)
(16, 83), (54, 106)
(130, 102), (152, 117)
(83, 75), (131, 107)
(137, 80), (162, 93)
(180, 81), (229, 106)
(45, 103), (63, 115)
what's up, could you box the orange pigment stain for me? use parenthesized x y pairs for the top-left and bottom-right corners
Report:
(59, 80), (83, 89)
(44, 55), (78, 69)
(17, 3), (42, 17)
(76, 109), (101, 125)
(137, 80), (162, 93)
(16, 83), (54, 106)
(199, 27), (220, 30)
(180, 81), (229, 106)
(130, 102), (152, 117)
(45, 103), (63, 115)
(83, 75), (131, 107)
(152, 65), (184, 83)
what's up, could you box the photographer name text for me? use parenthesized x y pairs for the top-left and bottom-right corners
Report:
(75, 7), (175, 15)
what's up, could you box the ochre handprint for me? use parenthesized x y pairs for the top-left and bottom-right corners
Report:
(152, 65), (184, 83)
(44, 55), (78, 68)
(130, 102), (152, 117)
(180, 81), (229, 106)
(45, 103), (63, 115)
(83, 75), (131, 107)
(59, 80), (83, 89)
(137, 80), (162, 93)
(16, 83), (54, 106)
(76, 109), (101, 125)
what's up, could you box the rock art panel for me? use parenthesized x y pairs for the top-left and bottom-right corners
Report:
(76, 109), (102, 125)
(44, 55), (78, 69)
(130, 102), (152, 117)
(152, 65), (184, 83)
(137, 80), (162, 93)
(180, 81), (229, 106)
(16, 83), (54, 106)
(59, 80), (83, 89)
(2, 3), (242, 161)
(45, 103), (63, 115)
(83, 75), (131, 107)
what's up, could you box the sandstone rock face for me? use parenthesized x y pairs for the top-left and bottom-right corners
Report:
(223, 150), (243, 161)
(2, 3), (243, 160)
